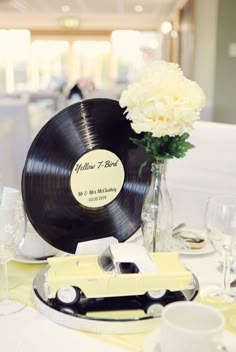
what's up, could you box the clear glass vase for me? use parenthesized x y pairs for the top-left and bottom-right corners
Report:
(141, 161), (173, 252)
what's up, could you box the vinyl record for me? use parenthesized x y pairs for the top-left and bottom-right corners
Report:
(22, 98), (151, 254)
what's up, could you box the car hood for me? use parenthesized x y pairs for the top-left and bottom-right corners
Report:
(47, 255), (103, 280)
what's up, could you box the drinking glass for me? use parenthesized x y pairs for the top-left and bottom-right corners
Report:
(0, 188), (27, 315)
(204, 195), (236, 301)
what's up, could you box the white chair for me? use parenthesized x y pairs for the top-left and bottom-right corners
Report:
(168, 120), (236, 228)
(0, 99), (30, 189)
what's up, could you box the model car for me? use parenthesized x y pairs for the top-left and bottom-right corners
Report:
(44, 243), (193, 305)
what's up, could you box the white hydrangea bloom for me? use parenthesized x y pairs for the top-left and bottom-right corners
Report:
(119, 60), (206, 138)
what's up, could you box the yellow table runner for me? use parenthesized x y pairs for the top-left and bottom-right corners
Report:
(8, 260), (236, 352)
(8, 260), (150, 352)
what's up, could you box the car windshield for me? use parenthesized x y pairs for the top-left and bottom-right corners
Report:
(97, 247), (115, 272)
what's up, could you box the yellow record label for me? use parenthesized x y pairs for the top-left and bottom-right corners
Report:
(70, 149), (125, 208)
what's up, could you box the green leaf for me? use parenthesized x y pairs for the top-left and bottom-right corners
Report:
(130, 137), (144, 146)
(130, 132), (195, 175)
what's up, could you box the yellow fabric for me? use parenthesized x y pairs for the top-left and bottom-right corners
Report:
(8, 260), (152, 351)
(7, 260), (236, 352)
(198, 296), (236, 336)
(8, 261), (45, 306)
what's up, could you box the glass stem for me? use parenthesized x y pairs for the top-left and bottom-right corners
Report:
(0, 263), (9, 301)
(222, 246), (231, 292)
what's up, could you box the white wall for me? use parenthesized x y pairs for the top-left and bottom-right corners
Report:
(193, 0), (218, 121)
(213, 0), (236, 124)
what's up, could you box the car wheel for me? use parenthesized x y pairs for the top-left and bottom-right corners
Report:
(145, 302), (163, 317)
(146, 289), (166, 300)
(56, 286), (80, 305)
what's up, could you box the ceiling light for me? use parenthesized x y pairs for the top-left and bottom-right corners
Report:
(61, 5), (70, 13)
(161, 21), (172, 34)
(134, 5), (143, 13)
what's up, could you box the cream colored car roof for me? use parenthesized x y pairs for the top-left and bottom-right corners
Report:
(109, 243), (157, 273)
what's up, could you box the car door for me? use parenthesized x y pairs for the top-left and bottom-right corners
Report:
(108, 262), (143, 296)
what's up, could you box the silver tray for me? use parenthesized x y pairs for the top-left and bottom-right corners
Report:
(32, 267), (199, 334)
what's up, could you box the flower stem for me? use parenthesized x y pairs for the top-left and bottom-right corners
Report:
(222, 246), (231, 293)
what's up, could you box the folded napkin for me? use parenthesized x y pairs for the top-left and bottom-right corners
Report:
(75, 236), (118, 256)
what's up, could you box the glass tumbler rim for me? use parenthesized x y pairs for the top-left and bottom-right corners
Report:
(207, 194), (236, 206)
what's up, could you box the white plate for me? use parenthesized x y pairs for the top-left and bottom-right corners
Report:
(13, 252), (67, 264)
(143, 328), (160, 352)
(13, 255), (50, 264)
(142, 328), (236, 352)
(173, 240), (215, 256)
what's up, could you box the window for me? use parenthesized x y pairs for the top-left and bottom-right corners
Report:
(119, 262), (139, 274)
(111, 30), (162, 84)
(0, 30), (30, 92)
(0, 30), (166, 93)
(31, 40), (69, 91)
(73, 41), (111, 89)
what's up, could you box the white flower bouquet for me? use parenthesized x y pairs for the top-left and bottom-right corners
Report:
(119, 60), (206, 171)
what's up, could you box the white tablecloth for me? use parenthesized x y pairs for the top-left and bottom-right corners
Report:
(1, 250), (235, 352)
(1, 120), (236, 350)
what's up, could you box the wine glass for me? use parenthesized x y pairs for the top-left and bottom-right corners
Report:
(203, 194), (236, 302)
(0, 187), (27, 315)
